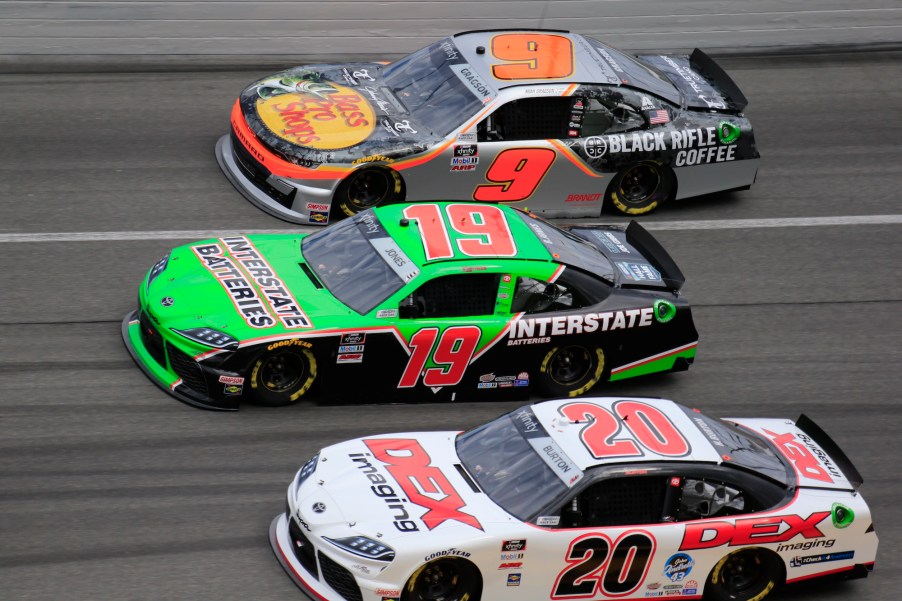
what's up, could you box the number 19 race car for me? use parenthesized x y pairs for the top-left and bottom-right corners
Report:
(121, 202), (698, 410)
(216, 29), (759, 224)
(271, 397), (877, 601)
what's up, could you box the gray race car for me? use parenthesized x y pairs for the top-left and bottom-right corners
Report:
(217, 29), (759, 224)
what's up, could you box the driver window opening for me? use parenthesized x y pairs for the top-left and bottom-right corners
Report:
(478, 97), (574, 142)
(511, 276), (589, 314)
(400, 273), (500, 319)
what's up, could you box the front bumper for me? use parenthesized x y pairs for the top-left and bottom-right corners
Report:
(215, 134), (339, 226)
(121, 310), (241, 411)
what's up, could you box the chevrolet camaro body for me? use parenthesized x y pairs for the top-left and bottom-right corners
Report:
(271, 398), (877, 601)
(216, 30), (759, 224)
(121, 203), (697, 410)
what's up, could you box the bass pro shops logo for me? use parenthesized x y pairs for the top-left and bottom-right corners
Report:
(364, 438), (483, 531)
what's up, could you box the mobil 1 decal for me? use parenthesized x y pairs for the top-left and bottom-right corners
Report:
(552, 530), (656, 598)
(582, 125), (741, 168)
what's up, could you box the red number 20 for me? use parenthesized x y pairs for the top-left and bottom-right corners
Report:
(474, 148), (555, 202)
(398, 326), (481, 388)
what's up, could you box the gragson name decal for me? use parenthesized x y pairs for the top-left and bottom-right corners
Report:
(364, 438), (483, 531)
(508, 308), (654, 346)
(192, 237), (311, 329)
(680, 511), (831, 550)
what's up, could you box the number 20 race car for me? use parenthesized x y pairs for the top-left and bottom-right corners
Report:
(121, 202), (698, 410)
(216, 29), (759, 224)
(271, 397), (877, 601)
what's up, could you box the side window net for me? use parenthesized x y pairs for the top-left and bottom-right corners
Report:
(400, 273), (500, 318)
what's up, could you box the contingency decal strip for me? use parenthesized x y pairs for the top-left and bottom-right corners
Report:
(609, 342), (698, 381)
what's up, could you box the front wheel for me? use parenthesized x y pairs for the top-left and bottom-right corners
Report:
(403, 558), (482, 601)
(335, 168), (402, 216)
(705, 549), (783, 601)
(607, 162), (674, 216)
(538, 345), (605, 397)
(249, 347), (317, 406)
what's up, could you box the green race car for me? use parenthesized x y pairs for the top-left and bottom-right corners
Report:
(122, 203), (698, 410)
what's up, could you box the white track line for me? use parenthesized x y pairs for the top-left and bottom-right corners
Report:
(0, 214), (900, 243)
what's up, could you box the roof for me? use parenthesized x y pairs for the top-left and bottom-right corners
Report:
(374, 202), (554, 265)
(529, 397), (724, 471)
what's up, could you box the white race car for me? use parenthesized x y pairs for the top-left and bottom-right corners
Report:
(270, 398), (878, 601)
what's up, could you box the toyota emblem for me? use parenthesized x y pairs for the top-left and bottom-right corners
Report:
(312, 502), (326, 513)
(160, 297), (174, 307)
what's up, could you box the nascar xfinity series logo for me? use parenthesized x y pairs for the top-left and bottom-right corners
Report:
(192, 237), (311, 329)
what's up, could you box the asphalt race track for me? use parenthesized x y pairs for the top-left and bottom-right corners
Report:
(1, 51), (901, 601)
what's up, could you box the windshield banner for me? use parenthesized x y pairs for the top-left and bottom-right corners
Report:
(512, 408), (584, 487)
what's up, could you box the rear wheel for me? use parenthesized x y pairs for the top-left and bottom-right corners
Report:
(335, 168), (402, 216)
(249, 347), (316, 406)
(403, 558), (482, 601)
(607, 162), (674, 215)
(538, 345), (605, 397)
(705, 549), (783, 601)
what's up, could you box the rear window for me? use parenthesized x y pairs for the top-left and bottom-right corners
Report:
(514, 212), (615, 282)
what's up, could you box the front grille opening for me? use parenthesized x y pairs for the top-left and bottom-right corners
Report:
(288, 517), (319, 579)
(138, 310), (166, 367)
(166, 344), (208, 397)
(318, 551), (362, 601)
(230, 130), (296, 209)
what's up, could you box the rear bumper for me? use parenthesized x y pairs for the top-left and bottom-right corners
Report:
(216, 134), (339, 225)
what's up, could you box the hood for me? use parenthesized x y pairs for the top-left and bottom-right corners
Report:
(294, 432), (513, 546)
(145, 234), (350, 338)
(636, 50), (748, 112)
(730, 417), (860, 491)
(237, 63), (445, 167)
(565, 221), (686, 291)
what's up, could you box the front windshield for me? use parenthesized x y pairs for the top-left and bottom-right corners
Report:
(302, 212), (417, 314)
(456, 407), (575, 521)
(383, 39), (486, 137)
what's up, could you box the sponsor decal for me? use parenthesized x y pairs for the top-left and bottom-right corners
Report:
(376, 309), (398, 318)
(777, 538), (835, 552)
(451, 156), (478, 166)
(352, 68), (375, 81)
(311, 502), (326, 513)
(393, 119), (417, 134)
(477, 382), (497, 389)
(663, 553), (694, 582)
(341, 332), (366, 345)
(507, 574), (521, 587)
(691, 417), (724, 448)
(364, 438), (484, 530)
(680, 511), (831, 550)
(763, 429), (838, 483)
(647, 582), (661, 590)
(591, 230), (631, 254)
(449, 64), (494, 102)
(500, 552), (525, 560)
(833, 503), (855, 529)
(595, 46), (625, 73)
(375, 590), (400, 598)
(507, 308), (655, 345)
(266, 339), (313, 351)
(524, 87), (559, 94)
(309, 211), (328, 223)
(337, 353), (364, 363)
(349, 451), (420, 533)
(536, 515), (560, 526)
(340, 67), (359, 86)
(256, 81), (376, 150)
(381, 597), (399, 601)
(221, 236), (312, 328)
(223, 384), (242, 395)
(502, 539), (527, 552)
(654, 299), (677, 323)
(641, 96), (655, 110)
(568, 129), (580, 137)
(479, 373), (495, 382)
(380, 117), (400, 137)
(790, 550), (854, 568)
(296, 516), (311, 531)
(424, 548), (471, 561)
(718, 121), (741, 144)
(359, 86), (393, 112)
(218, 375), (245, 385)
(338, 345), (365, 353)
(565, 193), (602, 202)
(453, 144), (477, 157)
(192, 242), (275, 328)
(305, 202), (330, 212)
(513, 408), (584, 487)
(350, 564), (372, 575)
(352, 154), (394, 166)
(457, 132), (477, 143)
(160, 296), (174, 307)
(659, 55), (725, 108)
(583, 136), (607, 159)
(616, 261), (662, 282)
(451, 164), (477, 172)
(498, 562), (522, 570)
(440, 40), (459, 61)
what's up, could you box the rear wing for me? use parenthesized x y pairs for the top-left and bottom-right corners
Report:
(625, 221), (686, 290)
(689, 49), (749, 111)
(796, 414), (864, 489)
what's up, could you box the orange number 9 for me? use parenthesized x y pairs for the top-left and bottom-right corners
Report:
(491, 33), (574, 80)
(474, 148), (556, 202)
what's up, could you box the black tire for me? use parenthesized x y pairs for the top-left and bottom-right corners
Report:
(335, 167), (402, 217)
(538, 345), (605, 397)
(705, 549), (784, 601)
(607, 161), (674, 216)
(249, 347), (317, 406)
(403, 558), (482, 601)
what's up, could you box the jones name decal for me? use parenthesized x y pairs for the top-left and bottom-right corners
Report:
(508, 308), (654, 345)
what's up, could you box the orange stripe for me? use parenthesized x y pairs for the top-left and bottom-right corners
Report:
(562, 83), (578, 96)
(548, 139), (603, 178)
(229, 101), (349, 180)
(392, 105), (495, 171)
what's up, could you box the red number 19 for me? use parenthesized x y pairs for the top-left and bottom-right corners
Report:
(398, 326), (481, 388)
(403, 204), (517, 260)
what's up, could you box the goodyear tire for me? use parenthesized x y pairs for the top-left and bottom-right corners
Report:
(249, 347), (317, 406)
(538, 345), (604, 397)
(607, 162), (674, 216)
(705, 549), (783, 601)
(335, 167), (402, 216)
(403, 558), (482, 601)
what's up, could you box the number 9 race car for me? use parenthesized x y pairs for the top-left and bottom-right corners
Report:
(271, 397), (877, 601)
(216, 29), (759, 225)
(121, 202), (698, 410)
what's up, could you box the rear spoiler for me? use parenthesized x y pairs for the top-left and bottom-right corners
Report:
(689, 49), (749, 111)
(796, 414), (864, 489)
(625, 221), (686, 290)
